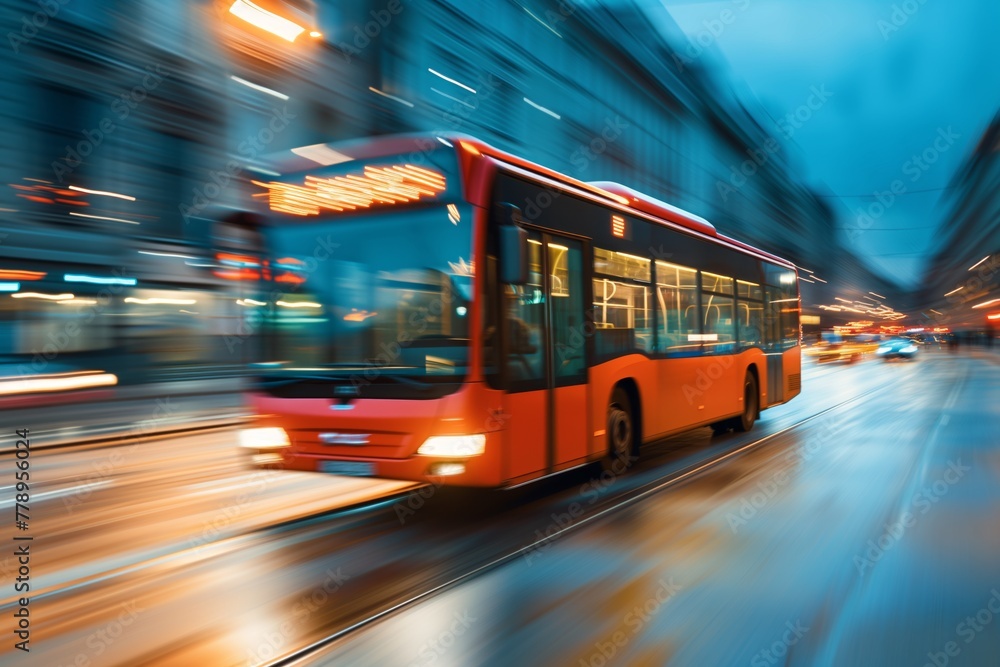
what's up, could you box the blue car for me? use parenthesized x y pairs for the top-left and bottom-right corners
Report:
(875, 337), (919, 360)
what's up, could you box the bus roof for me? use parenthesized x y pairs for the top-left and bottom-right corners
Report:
(259, 133), (797, 270)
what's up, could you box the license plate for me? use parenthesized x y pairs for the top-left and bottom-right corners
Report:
(318, 460), (375, 477)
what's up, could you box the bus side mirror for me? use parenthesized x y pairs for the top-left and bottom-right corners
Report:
(498, 204), (528, 285)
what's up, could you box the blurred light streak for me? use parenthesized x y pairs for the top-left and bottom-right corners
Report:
(944, 287), (964, 296)
(64, 274), (138, 286)
(522, 7), (563, 38)
(969, 256), (991, 271)
(57, 298), (98, 305)
(309, 30), (322, 38)
(138, 250), (198, 259)
(368, 87), (414, 108)
(428, 68), (477, 94)
(869, 292), (886, 299)
(988, 313), (1000, 320)
(811, 276), (827, 283)
(0, 271), (41, 283)
(971, 299), (1000, 309)
(0, 370), (117, 395)
(459, 141), (480, 156)
(437, 137), (453, 148)
(276, 300), (321, 308)
(0, 282), (19, 292)
(237, 299), (266, 306)
(228, 0), (306, 42)
(69, 212), (140, 225)
(230, 75), (289, 100)
(68, 185), (136, 201)
(11, 292), (73, 301)
(523, 97), (561, 119)
(431, 87), (475, 108)
(124, 297), (197, 305)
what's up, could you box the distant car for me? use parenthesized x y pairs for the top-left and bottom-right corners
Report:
(803, 334), (879, 364)
(875, 337), (919, 360)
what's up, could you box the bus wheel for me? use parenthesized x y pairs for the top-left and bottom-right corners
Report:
(735, 370), (759, 432)
(606, 388), (635, 473)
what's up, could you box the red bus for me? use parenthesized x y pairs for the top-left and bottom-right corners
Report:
(236, 134), (801, 487)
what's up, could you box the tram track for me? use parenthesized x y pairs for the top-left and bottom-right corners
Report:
(266, 373), (907, 666)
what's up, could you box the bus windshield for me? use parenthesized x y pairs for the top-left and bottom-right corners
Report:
(256, 203), (475, 382)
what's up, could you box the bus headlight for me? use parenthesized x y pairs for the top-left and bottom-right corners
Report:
(239, 427), (290, 450)
(417, 434), (485, 457)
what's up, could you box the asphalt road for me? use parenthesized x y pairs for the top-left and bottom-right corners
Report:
(3, 349), (998, 667)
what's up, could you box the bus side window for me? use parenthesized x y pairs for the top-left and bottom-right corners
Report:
(656, 260), (700, 357)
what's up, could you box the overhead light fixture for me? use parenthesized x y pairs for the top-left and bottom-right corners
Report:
(228, 0), (306, 42)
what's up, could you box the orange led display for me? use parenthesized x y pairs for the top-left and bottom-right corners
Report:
(612, 215), (626, 238)
(253, 165), (446, 216)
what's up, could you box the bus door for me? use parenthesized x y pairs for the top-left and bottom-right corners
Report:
(502, 232), (589, 481)
(764, 286), (784, 406)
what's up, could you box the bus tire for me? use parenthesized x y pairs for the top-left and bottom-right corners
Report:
(735, 369), (759, 432)
(605, 387), (635, 473)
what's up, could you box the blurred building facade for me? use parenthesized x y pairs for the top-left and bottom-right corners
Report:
(920, 111), (999, 332)
(0, 0), (858, 381)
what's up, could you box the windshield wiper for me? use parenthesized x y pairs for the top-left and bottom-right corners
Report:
(256, 373), (351, 388)
(256, 371), (434, 390)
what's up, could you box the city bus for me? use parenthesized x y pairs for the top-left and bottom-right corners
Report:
(236, 134), (801, 487)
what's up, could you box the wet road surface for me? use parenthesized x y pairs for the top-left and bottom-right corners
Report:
(3, 349), (998, 666)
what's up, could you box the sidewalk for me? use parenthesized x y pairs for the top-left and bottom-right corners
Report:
(0, 377), (249, 452)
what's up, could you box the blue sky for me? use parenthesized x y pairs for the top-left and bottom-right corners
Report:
(661, 0), (1000, 288)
